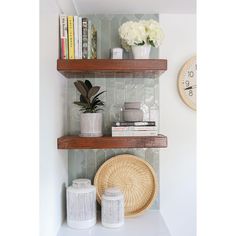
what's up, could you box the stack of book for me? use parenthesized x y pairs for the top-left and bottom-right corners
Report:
(59, 15), (97, 60)
(112, 121), (158, 137)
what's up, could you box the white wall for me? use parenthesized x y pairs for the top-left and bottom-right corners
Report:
(39, 3), (196, 235)
(40, 0), (69, 235)
(159, 14), (196, 236)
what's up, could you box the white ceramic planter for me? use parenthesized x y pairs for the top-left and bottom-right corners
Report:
(80, 113), (103, 137)
(132, 45), (151, 59)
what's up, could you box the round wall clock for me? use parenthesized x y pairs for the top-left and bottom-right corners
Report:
(177, 56), (197, 110)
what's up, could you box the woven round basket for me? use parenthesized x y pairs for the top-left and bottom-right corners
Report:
(94, 154), (158, 217)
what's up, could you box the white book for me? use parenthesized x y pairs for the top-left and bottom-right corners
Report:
(112, 126), (158, 131)
(78, 17), (82, 59)
(88, 20), (92, 59)
(112, 130), (158, 137)
(74, 16), (79, 59)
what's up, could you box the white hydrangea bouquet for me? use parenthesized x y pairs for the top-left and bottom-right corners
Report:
(119, 19), (164, 58)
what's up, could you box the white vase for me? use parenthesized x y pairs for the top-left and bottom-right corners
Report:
(131, 45), (151, 59)
(80, 113), (103, 137)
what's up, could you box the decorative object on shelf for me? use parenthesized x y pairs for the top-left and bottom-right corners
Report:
(110, 104), (124, 122)
(131, 45), (151, 59)
(94, 154), (158, 217)
(91, 24), (97, 59)
(123, 102), (143, 122)
(177, 56), (197, 110)
(66, 178), (96, 229)
(80, 113), (103, 137)
(113, 104), (157, 137)
(101, 187), (124, 228)
(111, 124), (158, 137)
(123, 110), (143, 122)
(74, 80), (105, 137)
(110, 48), (123, 59)
(59, 15), (97, 59)
(119, 19), (164, 59)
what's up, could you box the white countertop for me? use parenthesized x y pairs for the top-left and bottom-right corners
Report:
(57, 210), (171, 236)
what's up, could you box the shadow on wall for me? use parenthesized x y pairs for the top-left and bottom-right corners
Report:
(61, 183), (67, 221)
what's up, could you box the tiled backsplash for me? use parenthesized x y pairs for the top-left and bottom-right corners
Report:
(83, 14), (159, 59)
(67, 14), (160, 209)
(67, 77), (159, 135)
(68, 148), (159, 209)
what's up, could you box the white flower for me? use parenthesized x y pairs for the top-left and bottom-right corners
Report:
(119, 19), (164, 51)
(119, 21), (146, 46)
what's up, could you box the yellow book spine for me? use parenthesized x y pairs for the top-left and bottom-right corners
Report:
(68, 16), (75, 59)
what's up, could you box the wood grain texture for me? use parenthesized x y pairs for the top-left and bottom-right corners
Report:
(57, 135), (168, 149)
(57, 59), (167, 78)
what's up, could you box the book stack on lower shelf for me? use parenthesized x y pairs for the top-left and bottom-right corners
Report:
(112, 121), (158, 137)
(59, 15), (97, 60)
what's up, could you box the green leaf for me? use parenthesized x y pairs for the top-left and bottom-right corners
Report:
(135, 41), (145, 46)
(85, 80), (92, 89)
(91, 91), (106, 103)
(92, 100), (104, 106)
(74, 80), (88, 97)
(80, 95), (87, 103)
(74, 101), (89, 108)
(95, 108), (104, 112)
(149, 40), (155, 47)
(88, 86), (100, 98)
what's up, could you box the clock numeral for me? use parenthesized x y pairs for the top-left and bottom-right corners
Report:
(188, 71), (194, 78)
(189, 90), (193, 96)
(185, 80), (190, 87)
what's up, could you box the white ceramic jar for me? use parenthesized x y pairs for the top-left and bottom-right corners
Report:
(111, 48), (123, 59)
(123, 102), (143, 122)
(124, 102), (141, 110)
(123, 109), (143, 122)
(67, 179), (96, 229)
(101, 187), (124, 228)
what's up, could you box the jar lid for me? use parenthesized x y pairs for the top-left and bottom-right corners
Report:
(124, 102), (141, 110)
(111, 48), (123, 52)
(104, 187), (123, 197)
(72, 178), (91, 188)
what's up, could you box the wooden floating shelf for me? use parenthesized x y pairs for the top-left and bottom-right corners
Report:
(57, 59), (167, 78)
(57, 135), (168, 149)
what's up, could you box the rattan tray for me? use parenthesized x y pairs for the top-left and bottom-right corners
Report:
(94, 154), (158, 217)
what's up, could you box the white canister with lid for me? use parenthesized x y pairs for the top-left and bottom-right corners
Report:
(101, 187), (124, 228)
(110, 48), (123, 59)
(123, 102), (144, 122)
(67, 179), (96, 229)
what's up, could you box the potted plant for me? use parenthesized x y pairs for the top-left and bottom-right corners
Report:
(118, 19), (164, 59)
(74, 80), (105, 137)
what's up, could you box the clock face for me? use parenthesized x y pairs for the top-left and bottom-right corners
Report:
(178, 56), (197, 110)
